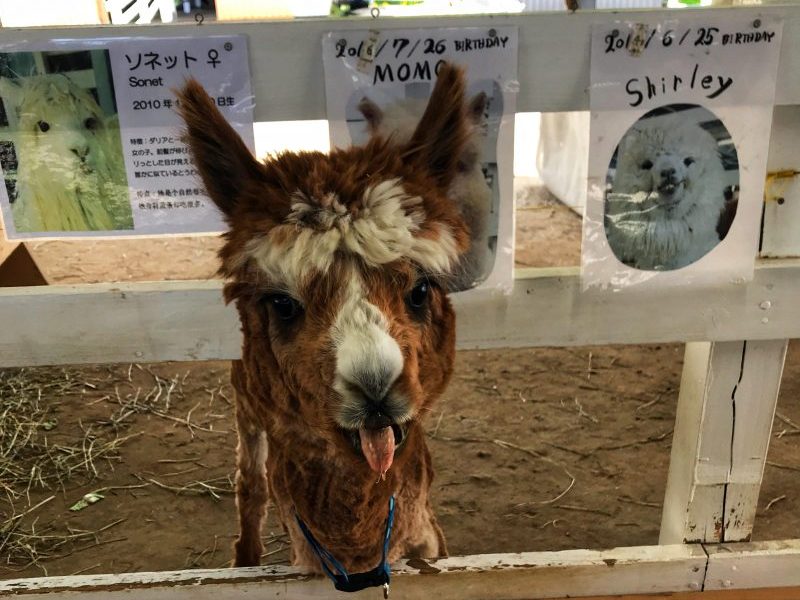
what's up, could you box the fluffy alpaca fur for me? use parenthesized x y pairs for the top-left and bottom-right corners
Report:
(177, 64), (474, 572)
(605, 115), (730, 270)
(0, 74), (131, 232)
(358, 91), (493, 289)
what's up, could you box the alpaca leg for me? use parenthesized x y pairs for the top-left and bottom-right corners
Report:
(232, 375), (269, 567)
(406, 504), (448, 559)
(430, 515), (448, 557)
(233, 422), (268, 566)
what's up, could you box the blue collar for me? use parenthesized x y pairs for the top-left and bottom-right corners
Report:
(295, 495), (395, 595)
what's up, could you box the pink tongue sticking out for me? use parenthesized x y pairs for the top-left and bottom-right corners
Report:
(359, 426), (395, 478)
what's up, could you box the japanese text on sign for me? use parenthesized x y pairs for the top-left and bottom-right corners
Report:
(109, 35), (254, 235)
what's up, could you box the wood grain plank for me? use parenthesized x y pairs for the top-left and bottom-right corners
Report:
(1, 260), (799, 367)
(4, 543), (798, 599)
(762, 106), (800, 258)
(705, 540), (800, 591)
(0, 545), (706, 599)
(660, 341), (787, 544)
(0, 6), (794, 119)
(559, 588), (800, 600)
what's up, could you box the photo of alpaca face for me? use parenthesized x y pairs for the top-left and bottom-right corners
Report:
(0, 51), (132, 234)
(351, 81), (502, 292)
(604, 104), (739, 271)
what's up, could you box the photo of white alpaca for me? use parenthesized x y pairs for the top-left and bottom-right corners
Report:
(0, 68), (132, 233)
(357, 90), (495, 290)
(604, 107), (737, 271)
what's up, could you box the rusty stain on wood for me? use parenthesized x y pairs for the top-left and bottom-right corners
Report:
(765, 170), (800, 203)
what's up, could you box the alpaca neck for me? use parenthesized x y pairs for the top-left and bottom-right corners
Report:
(267, 417), (427, 552)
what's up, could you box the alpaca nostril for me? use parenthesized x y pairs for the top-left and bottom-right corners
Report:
(661, 167), (676, 179)
(71, 147), (89, 160)
(348, 367), (395, 406)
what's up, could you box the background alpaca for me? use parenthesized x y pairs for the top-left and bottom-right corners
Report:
(358, 91), (494, 290)
(605, 114), (732, 270)
(178, 64), (473, 574)
(0, 74), (132, 233)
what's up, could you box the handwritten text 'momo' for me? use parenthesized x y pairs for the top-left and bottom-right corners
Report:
(373, 59), (448, 84)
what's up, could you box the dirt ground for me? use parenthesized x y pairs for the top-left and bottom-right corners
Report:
(1, 183), (798, 579)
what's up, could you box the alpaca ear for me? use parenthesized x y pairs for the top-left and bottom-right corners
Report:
(357, 96), (383, 134)
(619, 129), (641, 154)
(403, 63), (469, 190)
(467, 91), (488, 125)
(0, 77), (23, 112)
(176, 79), (266, 217)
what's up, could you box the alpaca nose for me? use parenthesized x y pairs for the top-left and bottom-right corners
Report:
(661, 167), (676, 180)
(352, 375), (398, 430)
(71, 146), (89, 161)
(346, 367), (397, 407)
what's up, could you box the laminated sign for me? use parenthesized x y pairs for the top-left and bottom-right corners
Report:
(322, 27), (518, 294)
(0, 36), (253, 239)
(583, 16), (783, 290)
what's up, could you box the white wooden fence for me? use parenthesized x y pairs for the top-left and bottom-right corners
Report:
(2, 6), (800, 599)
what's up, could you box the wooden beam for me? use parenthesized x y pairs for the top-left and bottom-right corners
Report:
(0, 545), (707, 599)
(0, 6), (795, 119)
(705, 540), (800, 591)
(761, 105), (800, 258)
(660, 341), (733, 544)
(571, 589), (800, 600)
(1, 260), (799, 367)
(659, 341), (788, 544)
(95, 0), (109, 23)
(4, 542), (799, 599)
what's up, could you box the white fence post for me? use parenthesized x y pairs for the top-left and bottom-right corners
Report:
(660, 339), (789, 544)
(761, 105), (800, 258)
(105, 0), (176, 24)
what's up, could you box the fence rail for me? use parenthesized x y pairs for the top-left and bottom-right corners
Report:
(0, 6), (797, 120)
(2, 542), (799, 599)
(0, 260), (797, 367)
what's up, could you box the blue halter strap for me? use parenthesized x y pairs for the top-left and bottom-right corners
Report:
(295, 495), (395, 594)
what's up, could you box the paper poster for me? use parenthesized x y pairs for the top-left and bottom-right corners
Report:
(583, 16), (782, 290)
(322, 27), (518, 293)
(0, 36), (252, 240)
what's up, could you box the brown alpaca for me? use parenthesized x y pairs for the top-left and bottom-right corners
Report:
(177, 64), (472, 576)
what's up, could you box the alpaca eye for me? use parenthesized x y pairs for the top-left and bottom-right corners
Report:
(684, 157), (695, 166)
(267, 294), (301, 321)
(84, 117), (99, 131)
(407, 281), (429, 311)
(640, 159), (653, 170)
(37, 121), (50, 133)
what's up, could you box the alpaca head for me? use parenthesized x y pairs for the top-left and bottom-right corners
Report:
(0, 74), (110, 178)
(612, 118), (723, 213)
(178, 65), (472, 477)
